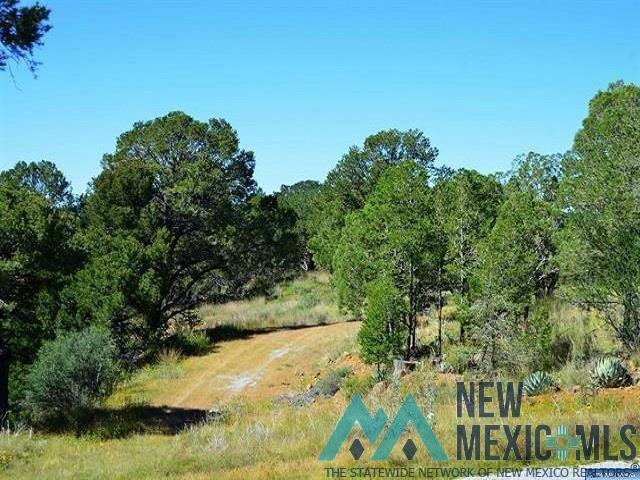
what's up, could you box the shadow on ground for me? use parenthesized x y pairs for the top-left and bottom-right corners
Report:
(165, 323), (337, 358)
(203, 322), (342, 343)
(42, 405), (211, 439)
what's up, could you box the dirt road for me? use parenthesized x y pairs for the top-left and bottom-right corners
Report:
(149, 321), (359, 409)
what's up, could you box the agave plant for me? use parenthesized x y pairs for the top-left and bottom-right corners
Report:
(591, 357), (632, 388)
(523, 371), (555, 396)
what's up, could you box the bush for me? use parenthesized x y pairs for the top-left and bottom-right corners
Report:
(630, 350), (640, 370)
(556, 361), (590, 389)
(316, 367), (352, 397)
(341, 374), (377, 399)
(300, 293), (320, 309)
(166, 330), (211, 356)
(358, 276), (407, 368)
(525, 302), (554, 370)
(23, 326), (120, 422)
(444, 344), (475, 373)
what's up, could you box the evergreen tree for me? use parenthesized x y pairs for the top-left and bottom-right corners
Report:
(560, 81), (640, 347)
(358, 276), (407, 377)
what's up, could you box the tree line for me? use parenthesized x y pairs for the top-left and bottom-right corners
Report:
(294, 81), (640, 374)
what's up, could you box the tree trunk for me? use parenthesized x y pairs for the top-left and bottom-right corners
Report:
(411, 323), (417, 354)
(405, 314), (417, 360)
(0, 339), (9, 422)
(405, 327), (412, 360)
(438, 287), (443, 357)
(622, 291), (640, 348)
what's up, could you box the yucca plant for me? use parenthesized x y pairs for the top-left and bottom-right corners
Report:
(523, 371), (555, 396)
(591, 357), (632, 388)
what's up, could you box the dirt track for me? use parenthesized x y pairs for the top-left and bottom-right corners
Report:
(150, 321), (359, 409)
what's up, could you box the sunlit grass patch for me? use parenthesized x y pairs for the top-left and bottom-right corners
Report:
(199, 272), (351, 330)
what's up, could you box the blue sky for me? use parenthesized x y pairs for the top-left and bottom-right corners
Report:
(1, 0), (638, 194)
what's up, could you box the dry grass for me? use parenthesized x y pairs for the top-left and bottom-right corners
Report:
(3, 372), (639, 479)
(198, 272), (350, 330)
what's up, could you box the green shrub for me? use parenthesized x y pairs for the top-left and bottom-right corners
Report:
(525, 302), (554, 370)
(341, 374), (376, 399)
(444, 344), (475, 373)
(591, 357), (632, 388)
(358, 276), (407, 368)
(300, 293), (320, 309)
(556, 361), (590, 389)
(165, 329), (212, 356)
(523, 371), (555, 396)
(549, 336), (573, 368)
(629, 350), (640, 370)
(317, 367), (352, 396)
(23, 326), (120, 421)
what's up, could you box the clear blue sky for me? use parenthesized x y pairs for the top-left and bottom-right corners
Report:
(1, 0), (638, 194)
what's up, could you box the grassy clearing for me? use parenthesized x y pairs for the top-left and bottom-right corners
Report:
(199, 272), (350, 330)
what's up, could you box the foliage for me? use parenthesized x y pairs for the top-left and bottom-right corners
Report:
(0, 161), (80, 417)
(2, 81), (639, 427)
(443, 344), (475, 374)
(23, 326), (120, 422)
(277, 180), (322, 270)
(523, 371), (555, 396)
(0, 0), (51, 74)
(476, 157), (562, 309)
(433, 170), (503, 295)
(357, 276), (407, 369)
(223, 193), (302, 298)
(315, 367), (352, 397)
(334, 160), (440, 356)
(341, 374), (377, 400)
(165, 330), (211, 357)
(556, 361), (591, 389)
(460, 153), (564, 374)
(432, 169), (503, 340)
(58, 112), (296, 363)
(309, 129), (438, 271)
(466, 293), (522, 375)
(560, 81), (640, 348)
(590, 356), (632, 388)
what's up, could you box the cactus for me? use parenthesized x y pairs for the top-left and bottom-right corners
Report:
(523, 371), (554, 396)
(591, 357), (632, 388)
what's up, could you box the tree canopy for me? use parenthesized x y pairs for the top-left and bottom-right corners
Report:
(309, 129), (439, 271)
(2, 81), (639, 421)
(334, 159), (440, 357)
(0, 0), (51, 74)
(560, 81), (640, 348)
(0, 161), (79, 417)
(58, 112), (298, 361)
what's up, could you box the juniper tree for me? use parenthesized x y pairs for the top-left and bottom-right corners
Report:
(560, 81), (640, 348)
(334, 159), (440, 357)
(358, 276), (407, 378)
